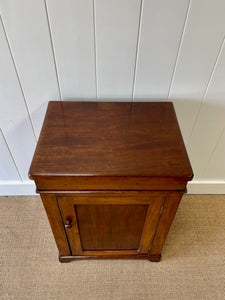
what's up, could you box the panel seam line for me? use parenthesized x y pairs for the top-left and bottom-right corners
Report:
(44, 0), (63, 101)
(93, 0), (98, 101)
(132, 0), (144, 102)
(187, 37), (225, 146)
(0, 128), (23, 181)
(0, 16), (37, 141)
(167, 0), (192, 100)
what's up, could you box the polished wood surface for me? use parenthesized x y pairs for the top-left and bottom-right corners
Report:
(59, 254), (161, 262)
(34, 175), (188, 191)
(149, 192), (183, 256)
(139, 196), (164, 253)
(75, 205), (147, 250)
(40, 193), (71, 256)
(29, 101), (193, 262)
(57, 193), (165, 257)
(29, 101), (193, 181)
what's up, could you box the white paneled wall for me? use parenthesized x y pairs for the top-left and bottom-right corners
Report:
(134, 0), (190, 100)
(169, 0), (225, 143)
(46, 0), (96, 100)
(0, 16), (36, 181)
(0, 129), (20, 181)
(187, 39), (225, 180)
(0, 0), (60, 137)
(95, 0), (141, 100)
(0, 0), (224, 195)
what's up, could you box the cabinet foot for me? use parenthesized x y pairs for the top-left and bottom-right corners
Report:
(59, 255), (73, 263)
(148, 254), (161, 262)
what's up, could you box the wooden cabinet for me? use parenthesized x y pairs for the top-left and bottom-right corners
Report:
(29, 101), (193, 262)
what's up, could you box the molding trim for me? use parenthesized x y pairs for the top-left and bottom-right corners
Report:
(0, 180), (225, 196)
(0, 181), (36, 196)
(187, 180), (225, 194)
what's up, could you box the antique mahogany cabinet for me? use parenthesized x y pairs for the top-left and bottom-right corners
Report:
(29, 101), (193, 262)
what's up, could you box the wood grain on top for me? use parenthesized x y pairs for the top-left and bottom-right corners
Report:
(29, 101), (193, 179)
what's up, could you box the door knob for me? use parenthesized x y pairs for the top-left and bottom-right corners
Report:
(65, 217), (72, 228)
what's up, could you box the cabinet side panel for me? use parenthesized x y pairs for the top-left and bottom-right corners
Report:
(149, 192), (183, 255)
(139, 197), (165, 253)
(40, 193), (71, 256)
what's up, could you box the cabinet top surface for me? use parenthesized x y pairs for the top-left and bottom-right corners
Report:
(29, 101), (193, 179)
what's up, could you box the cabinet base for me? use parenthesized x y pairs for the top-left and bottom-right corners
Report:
(59, 253), (161, 263)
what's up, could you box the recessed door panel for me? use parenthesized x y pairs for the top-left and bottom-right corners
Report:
(75, 205), (148, 250)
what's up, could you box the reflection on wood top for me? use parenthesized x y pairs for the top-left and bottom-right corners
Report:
(29, 101), (193, 179)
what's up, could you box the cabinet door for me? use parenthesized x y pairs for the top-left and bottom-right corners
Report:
(57, 194), (164, 257)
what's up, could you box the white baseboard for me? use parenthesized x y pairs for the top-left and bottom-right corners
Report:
(0, 180), (225, 196)
(187, 180), (225, 194)
(0, 181), (36, 196)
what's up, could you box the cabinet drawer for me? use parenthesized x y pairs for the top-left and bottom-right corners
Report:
(34, 176), (188, 192)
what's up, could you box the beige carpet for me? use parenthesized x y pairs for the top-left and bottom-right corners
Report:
(0, 195), (224, 300)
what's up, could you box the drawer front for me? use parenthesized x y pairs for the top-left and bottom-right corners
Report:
(35, 176), (188, 191)
(57, 194), (165, 256)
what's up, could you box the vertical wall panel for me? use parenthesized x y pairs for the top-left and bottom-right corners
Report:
(0, 18), (36, 181)
(188, 40), (225, 179)
(95, 0), (141, 100)
(202, 129), (225, 180)
(134, 0), (189, 100)
(46, 0), (96, 100)
(168, 0), (225, 143)
(0, 0), (60, 137)
(0, 130), (20, 181)
(0, 0), (225, 193)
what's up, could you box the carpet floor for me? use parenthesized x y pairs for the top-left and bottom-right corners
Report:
(0, 195), (224, 300)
